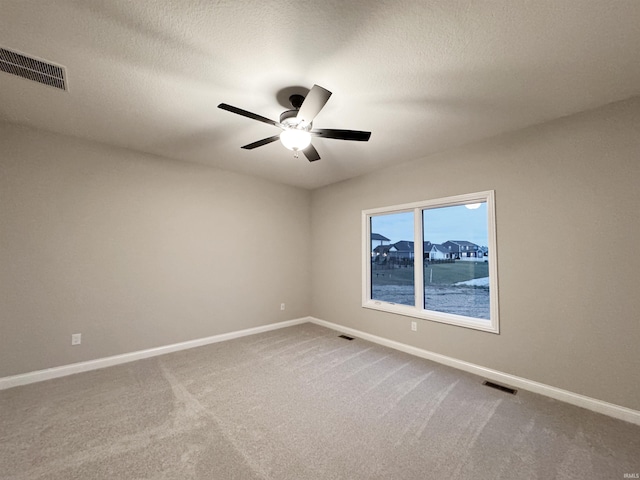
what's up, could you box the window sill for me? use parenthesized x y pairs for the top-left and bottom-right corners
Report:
(362, 300), (499, 334)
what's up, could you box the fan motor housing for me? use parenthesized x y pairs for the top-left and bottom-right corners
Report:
(279, 109), (311, 130)
(279, 109), (298, 123)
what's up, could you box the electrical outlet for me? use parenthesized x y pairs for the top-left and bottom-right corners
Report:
(280, 303), (285, 311)
(71, 333), (81, 345)
(411, 321), (417, 332)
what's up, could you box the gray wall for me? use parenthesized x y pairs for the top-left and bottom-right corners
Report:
(2, 98), (639, 412)
(0, 124), (311, 377)
(310, 97), (640, 411)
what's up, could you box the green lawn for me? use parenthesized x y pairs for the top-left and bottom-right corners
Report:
(371, 261), (488, 286)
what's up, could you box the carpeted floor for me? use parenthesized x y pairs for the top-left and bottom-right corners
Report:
(1, 323), (638, 479)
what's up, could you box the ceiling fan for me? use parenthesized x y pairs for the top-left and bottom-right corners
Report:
(218, 85), (371, 162)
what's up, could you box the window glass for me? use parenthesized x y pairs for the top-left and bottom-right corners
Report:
(370, 211), (414, 306)
(423, 203), (490, 319)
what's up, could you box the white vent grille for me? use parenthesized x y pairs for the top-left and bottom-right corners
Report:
(0, 47), (67, 91)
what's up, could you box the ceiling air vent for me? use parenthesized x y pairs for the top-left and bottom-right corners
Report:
(0, 47), (67, 91)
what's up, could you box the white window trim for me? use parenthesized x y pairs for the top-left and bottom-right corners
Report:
(362, 190), (500, 334)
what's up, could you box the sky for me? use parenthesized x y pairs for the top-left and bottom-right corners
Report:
(371, 203), (489, 246)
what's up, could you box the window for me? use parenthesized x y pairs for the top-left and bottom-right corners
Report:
(362, 191), (499, 333)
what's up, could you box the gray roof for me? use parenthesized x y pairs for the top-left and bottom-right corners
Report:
(430, 244), (449, 253)
(442, 240), (479, 252)
(447, 240), (479, 247)
(392, 240), (414, 252)
(371, 233), (390, 241)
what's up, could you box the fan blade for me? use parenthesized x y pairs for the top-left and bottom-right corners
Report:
(218, 103), (279, 127)
(296, 85), (332, 125)
(310, 129), (371, 141)
(302, 143), (321, 162)
(241, 135), (281, 150)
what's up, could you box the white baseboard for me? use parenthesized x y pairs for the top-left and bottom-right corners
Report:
(0, 317), (309, 391)
(3, 315), (638, 426)
(308, 317), (640, 426)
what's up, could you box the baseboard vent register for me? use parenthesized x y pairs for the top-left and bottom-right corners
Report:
(0, 47), (67, 91)
(338, 334), (355, 341)
(483, 380), (517, 395)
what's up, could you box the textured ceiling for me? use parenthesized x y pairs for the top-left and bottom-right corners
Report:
(1, 1), (640, 189)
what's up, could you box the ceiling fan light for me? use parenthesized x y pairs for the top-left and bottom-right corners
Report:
(280, 129), (311, 151)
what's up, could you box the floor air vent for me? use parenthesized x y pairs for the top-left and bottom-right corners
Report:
(0, 47), (67, 91)
(483, 381), (517, 395)
(338, 335), (354, 341)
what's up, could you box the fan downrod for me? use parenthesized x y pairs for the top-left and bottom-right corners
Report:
(289, 94), (305, 110)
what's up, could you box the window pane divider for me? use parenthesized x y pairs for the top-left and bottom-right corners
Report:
(413, 207), (423, 311)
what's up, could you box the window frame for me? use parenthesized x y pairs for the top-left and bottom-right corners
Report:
(362, 190), (499, 334)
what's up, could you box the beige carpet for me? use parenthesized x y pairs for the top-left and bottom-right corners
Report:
(1, 323), (638, 479)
